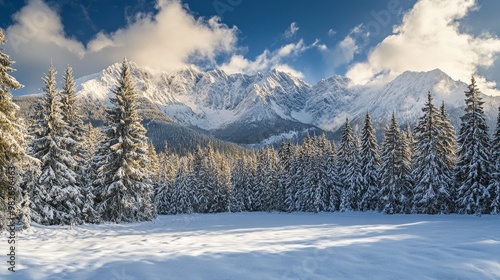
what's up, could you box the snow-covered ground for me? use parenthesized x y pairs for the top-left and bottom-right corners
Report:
(3, 212), (500, 279)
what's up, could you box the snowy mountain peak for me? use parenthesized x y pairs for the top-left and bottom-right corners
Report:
(394, 68), (455, 86)
(62, 61), (500, 144)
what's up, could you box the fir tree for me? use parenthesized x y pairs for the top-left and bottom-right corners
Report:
(147, 141), (161, 183)
(293, 135), (310, 212)
(93, 59), (155, 222)
(301, 135), (330, 213)
(284, 142), (301, 212)
(404, 123), (415, 165)
(83, 123), (100, 159)
(455, 77), (491, 215)
(359, 112), (380, 211)
(0, 29), (25, 170)
(293, 134), (313, 211)
(242, 152), (257, 212)
(412, 92), (453, 214)
(29, 65), (83, 225)
(214, 150), (231, 212)
(488, 107), (500, 214)
(252, 147), (278, 211)
(192, 145), (229, 213)
(277, 139), (292, 212)
(337, 119), (361, 211)
(327, 140), (340, 211)
(0, 29), (30, 230)
(315, 135), (333, 212)
(60, 66), (88, 168)
(439, 102), (458, 172)
(230, 157), (249, 212)
(378, 114), (412, 214)
(154, 146), (178, 214)
(84, 125), (104, 224)
(173, 158), (194, 214)
(60, 66), (98, 223)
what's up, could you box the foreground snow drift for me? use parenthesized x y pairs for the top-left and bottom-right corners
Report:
(3, 212), (500, 279)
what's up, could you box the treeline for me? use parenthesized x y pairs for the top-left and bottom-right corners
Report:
(155, 85), (499, 216)
(1, 29), (499, 231)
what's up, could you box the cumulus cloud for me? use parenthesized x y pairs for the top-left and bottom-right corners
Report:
(6, 0), (85, 57)
(283, 22), (299, 39)
(328, 29), (337, 37)
(220, 39), (318, 79)
(345, 0), (500, 94)
(4, 0), (239, 94)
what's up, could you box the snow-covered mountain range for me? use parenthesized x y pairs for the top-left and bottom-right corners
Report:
(15, 62), (500, 146)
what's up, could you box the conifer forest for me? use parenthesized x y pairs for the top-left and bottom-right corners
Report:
(1, 29), (499, 232)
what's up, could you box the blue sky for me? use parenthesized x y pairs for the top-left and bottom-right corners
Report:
(1, 0), (500, 95)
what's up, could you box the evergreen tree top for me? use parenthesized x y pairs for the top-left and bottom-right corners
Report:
(390, 112), (399, 128)
(463, 76), (485, 110)
(341, 118), (354, 140)
(43, 64), (57, 94)
(440, 101), (446, 116)
(0, 29), (23, 93)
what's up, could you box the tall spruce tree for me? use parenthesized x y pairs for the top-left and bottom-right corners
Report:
(214, 149), (232, 212)
(412, 92), (453, 214)
(455, 77), (491, 215)
(257, 148), (278, 211)
(378, 113), (412, 214)
(29, 65), (83, 225)
(399, 121), (414, 213)
(93, 59), (155, 222)
(242, 152), (257, 212)
(299, 135), (329, 213)
(60, 66), (98, 223)
(147, 142), (161, 183)
(277, 139), (292, 212)
(439, 102), (457, 172)
(359, 112), (380, 211)
(314, 134), (333, 212)
(85, 125), (106, 224)
(230, 156), (249, 212)
(337, 119), (361, 211)
(60, 66), (87, 169)
(0, 29), (30, 230)
(284, 142), (300, 212)
(327, 140), (340, 211)
(404, 123), (415, 164)
(0, 29), (25, 170)
(488, 107), (500, 214)
(294, 134), (313, 212)
(172, 157), (194, 214)
(192, 145), (229, 213)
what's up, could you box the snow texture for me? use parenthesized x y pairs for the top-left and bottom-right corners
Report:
(3, 212), (500, 279)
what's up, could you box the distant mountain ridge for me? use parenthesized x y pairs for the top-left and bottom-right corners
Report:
(14, 63), (500, 147)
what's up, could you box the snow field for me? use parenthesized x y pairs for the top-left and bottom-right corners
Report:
(2, 212), (499, 280)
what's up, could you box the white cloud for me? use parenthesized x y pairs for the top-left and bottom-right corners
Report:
(328, 29), (337, 37)
(6, 0), (85, 57)
(320, 24), (369, 69)
(332, 36), (358, 68)
(4, 0), (239, 93)
(284, 22), (299, 38)
(318, 44), (328, 51)
(220, 39), (317, 78)
(273, 65), (305, 79)
(345, 0), (500, 94)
